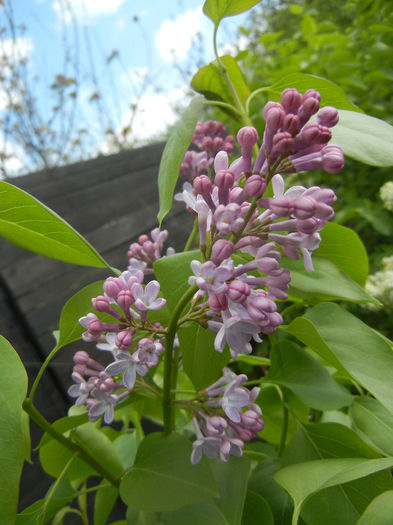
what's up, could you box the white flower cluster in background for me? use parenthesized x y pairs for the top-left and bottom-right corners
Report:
(379, 181), (393, 212)
(366, 255), (393, 309)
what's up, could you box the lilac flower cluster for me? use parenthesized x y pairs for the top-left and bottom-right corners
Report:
(127, 227), (174, 275)
(191, 368), (263, 464)
(180, 120), (234, 180)
(68, 266), (166, 423)
(177, 88), (342, 359)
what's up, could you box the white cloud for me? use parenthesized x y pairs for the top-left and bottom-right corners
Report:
(99, 85), (190, 154)
(155, 8), (205, 63)
(53, 0), (126, 24)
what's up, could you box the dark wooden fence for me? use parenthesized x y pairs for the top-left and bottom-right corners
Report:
(0, 143), (193, 511)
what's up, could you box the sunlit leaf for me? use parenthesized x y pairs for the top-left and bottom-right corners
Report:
(157, 96), (204, 225)
(203, 0), (261, 27)
(275, 457), (393, 524)
(332, 110), (393, 166)
(269, 73), (361, 112)
(0, 336), (28, 524)
(0, 181), (111, 268)
(283, 303), (393, 415)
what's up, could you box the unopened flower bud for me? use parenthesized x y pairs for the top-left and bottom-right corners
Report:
(73, 351), (90, 365)
(211, 239), (235, 264)
(227, 280), (251, 303)
(215, 169), (234, 190)
(237, 126), (258, 149)
(280, 88), (303, 113)
(303, 89), (321, 103)
(138, 234), (149, 244)
(103, 277), (122, 299)
(116, 330), (133, 350)
(296, 217), (320, 234)
(272, 131), (293, 156)
(268, 195), (293, 217)
(243, 174), (266, 198)
(193, 175), (212, 195)
(209, 292), (228, 312)
(322, 145), (344, 173)
(264, 105), (285, 132)
(117, 290), (134, 313)
(92, 295), (111, 312)
(317, 106), (339, 128)
(293, 196), (316, 219)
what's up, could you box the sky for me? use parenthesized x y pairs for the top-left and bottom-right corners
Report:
(0, 0), (255, 175)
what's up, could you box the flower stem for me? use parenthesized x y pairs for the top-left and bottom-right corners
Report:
(162, 284), (198, 434)
(184, 218), (198, 251)
(23, 399), (120, 487)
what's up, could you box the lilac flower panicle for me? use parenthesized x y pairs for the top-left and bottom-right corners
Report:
(191, 368), (264, 464)
(181, 89), (341, 374)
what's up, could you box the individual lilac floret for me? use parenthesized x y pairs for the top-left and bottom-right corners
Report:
(191, 368), (264, 464)
(105, 351), (138, 389)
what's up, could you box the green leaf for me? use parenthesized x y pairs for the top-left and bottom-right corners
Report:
(113, 432), (140, 470)
(191, 55), (250, 108)
(157, 95), (204, 225)
(94, 480), (119, 525)
(55, 280), (106, 351)
(179, 324), (230, 390)
(274, 457), (393, 524)
(16, 477), (76, 525)
(163, 456), (250, 525)
(163, 501), (227, 525)
(269, 74), (361, 112)
(318, 222), (369, 286)
(282, 256), (374, 304)
(203, 0), (261, 27)
(210, 457), (251, 525)
(257, 385), (299, 445)
(265, 341), (353, 410)
(154, 249), (199, 310)
(73, 424), (124, 477)
(351, 396), (393, 456)
(0, 336), (28, 525)
(241, 491), (274, 525)
(332, 110), (393, 166)
(0, 181), (110, 268)
(280, 423), (393, 525)
(357, 491), (393, 525)
(283, 303), (393, 415)
(282, 423), (381, 465)
(40, 423), (124, 482)
(120, 433), (218, 512)
(39, 438), (96, 482)
(248, 458), (294, 525)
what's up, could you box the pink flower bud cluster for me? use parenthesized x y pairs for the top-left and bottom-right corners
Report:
(255, 88), (344, 175)
(180, 120), (234, 180)
(69, 271), (167, 423)
(191, 368), (263, 464)
(127, 228), (175, 275)
(178, 89), (342, 359)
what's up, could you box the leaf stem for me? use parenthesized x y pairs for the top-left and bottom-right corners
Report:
(203, 99), (243, 117)
(162, 284), (198, 434)
(28, 345), (62, 403)
(212, 25), (251, 127)
(245, 86), (270, 114)
(23, 399), (120, 487)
